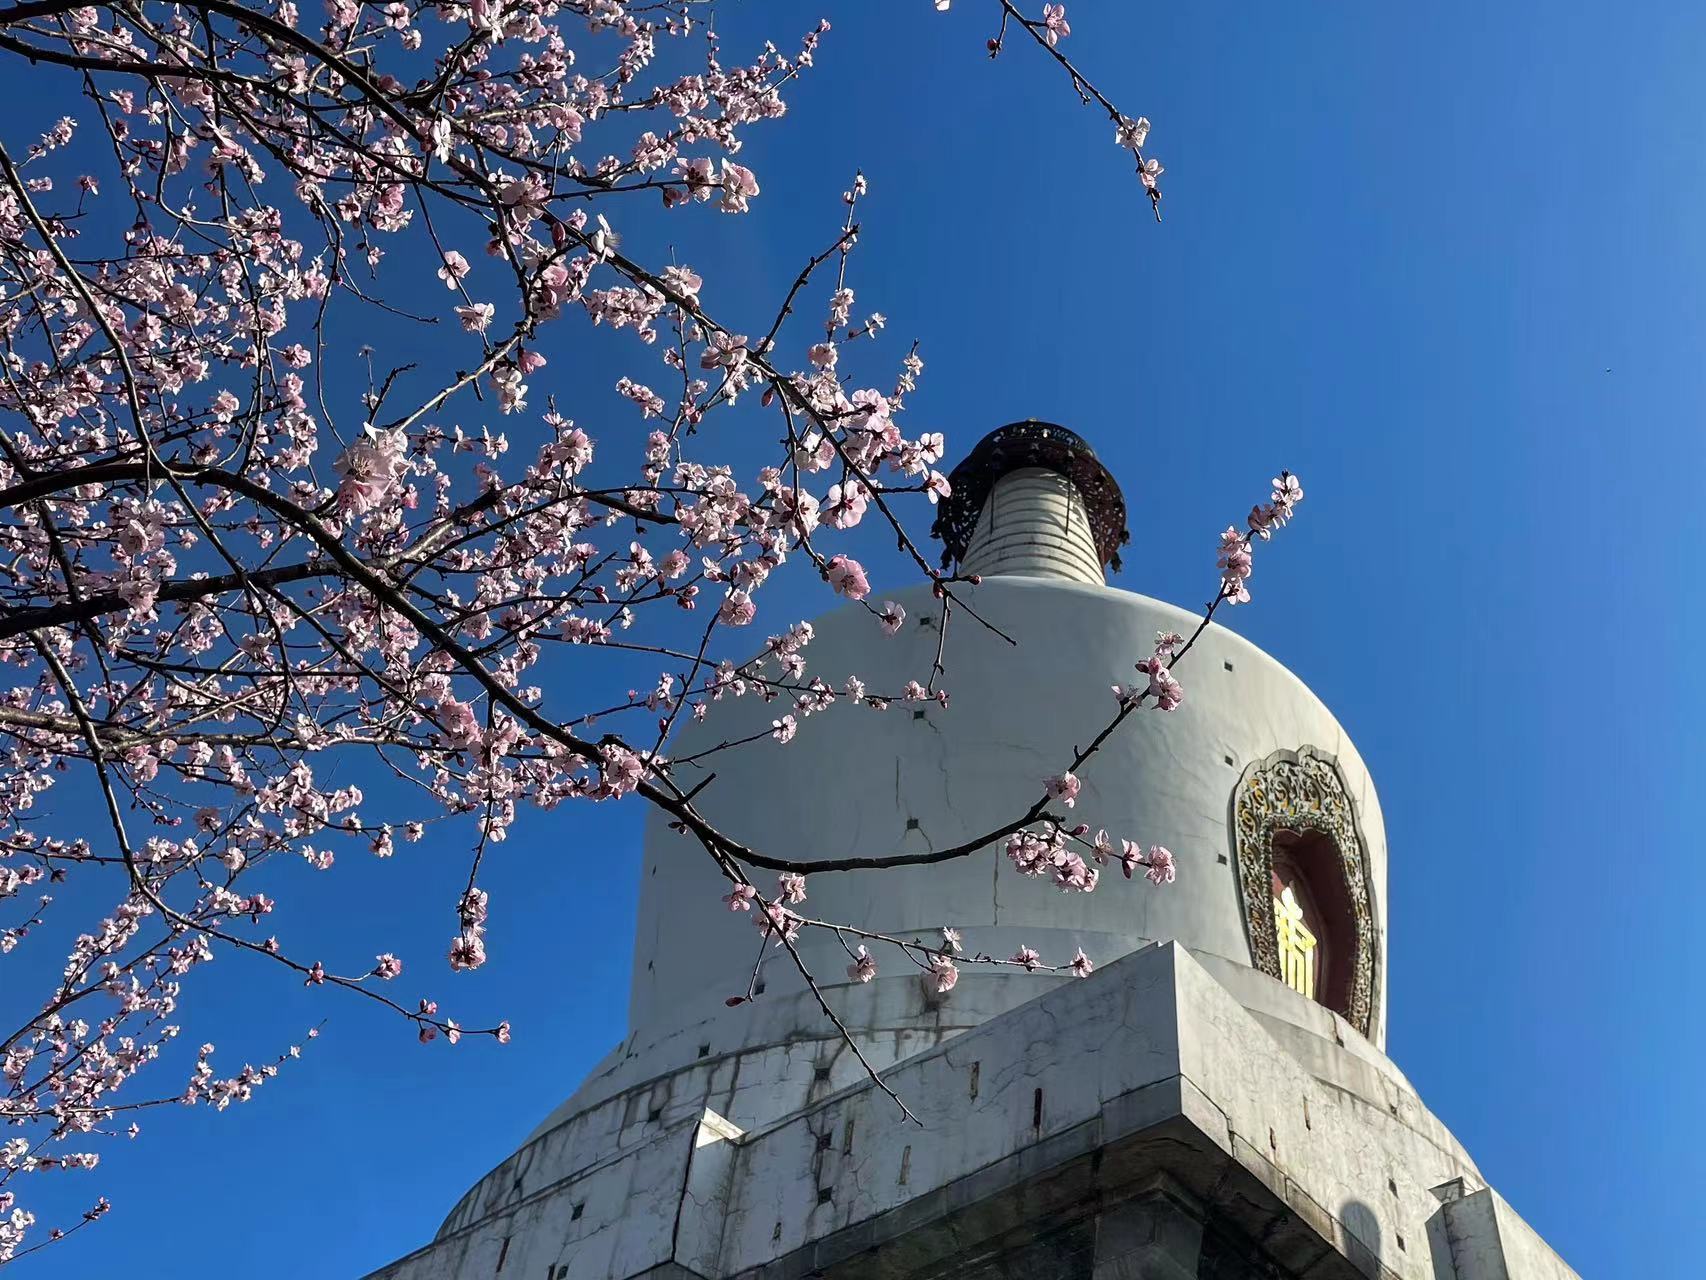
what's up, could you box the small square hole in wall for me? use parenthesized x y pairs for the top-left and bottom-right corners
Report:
(912, 708), (927, 721)
(1397, 1233), (1406, 1253)
(697, 1043), (711, 1059)
(1217, 853), (1229, 865)
(813, 1065), (831, 1083)
(646, 1107), (661, 1123)
(753, 978), (766, 995)
(571, 1202), (584, 1222)
(816, 1131), (833, 1151)
(1223, 754), (1235, 767)
(1223, 660), (1235, 672)
(905, 817), (920, 830)
(817, 1187), (833, 1205)
(1388, 1177), (1399, 1196)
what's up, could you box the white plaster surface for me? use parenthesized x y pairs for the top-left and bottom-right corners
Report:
(628, 573), (1389, 1085)
(1428, 1188), (1580, 1280)
(959, 467), (1106, 584)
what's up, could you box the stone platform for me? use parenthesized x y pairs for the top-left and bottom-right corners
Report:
(365, 944), (1575, 1280)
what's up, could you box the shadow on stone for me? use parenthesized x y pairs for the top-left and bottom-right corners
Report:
(1340, 1200), (1383, 1277)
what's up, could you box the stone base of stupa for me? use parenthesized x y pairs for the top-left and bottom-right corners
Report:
(365, 943), (1574, 1280)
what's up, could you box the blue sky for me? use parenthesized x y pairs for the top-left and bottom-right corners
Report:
(5, 2), (1704, 1275)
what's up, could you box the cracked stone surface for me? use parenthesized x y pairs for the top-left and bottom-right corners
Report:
(364, 946), (1577, 1280)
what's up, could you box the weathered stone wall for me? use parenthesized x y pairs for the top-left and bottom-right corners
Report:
(368, 946), (1573, 1280)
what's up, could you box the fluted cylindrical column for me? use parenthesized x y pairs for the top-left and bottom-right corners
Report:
(958, 466), (1105, 585)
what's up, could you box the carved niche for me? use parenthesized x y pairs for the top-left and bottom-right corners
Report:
(1229, 747), (1380, 1038)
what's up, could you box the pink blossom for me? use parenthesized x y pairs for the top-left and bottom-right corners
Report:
(437, 251), (470, 288)
(878, 601), (906, 635)
(925, 954), (959, 994)
(1052, 850), (1098, 893)
(1136, 656), (1184, 711)
(1044, 771), (1082, 808)
(334, 426), (410, 517)
(448, 931), (486, 971)
(757, 902), (802, 945)
(777, 872), (807, 904)
(1144, 846), (1176, 886)
(374, 954), (403, 980)
(1115, 115), (1151, 150)
(1011, 945), (1042, 972)
(723, 884), (757, 912)
(718, 160), (760, 213)
(1090, 829), (1114, 864)
(719, 590), (757, 626)
(1041, 5), (1071, 47)
(822, 481), (868, 529)
(1248, 472), (1304, 538)
(825, 555), (870, 601)
(846, 945), (877, 983)
(699, 331), (749, 372)
(455, 302), (495, 332)
(1069, 948), (1094, 978)
(661, 265), (702, 304)
(771, 715), (798, 744)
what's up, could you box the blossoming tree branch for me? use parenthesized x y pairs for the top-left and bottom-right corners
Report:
(0, 0), (1296, 1257)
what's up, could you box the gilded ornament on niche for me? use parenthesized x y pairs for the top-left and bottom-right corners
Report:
(1230, 748), (1379, 1038)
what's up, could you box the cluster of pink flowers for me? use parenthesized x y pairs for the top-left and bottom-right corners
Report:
(449, 889), (490, 973)
(1006, 827), (1099, 893)
(1220, 473), (1305, 604)
(0, 0), (1193, 1254)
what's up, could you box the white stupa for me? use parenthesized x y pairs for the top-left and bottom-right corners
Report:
(369, 423), (1578, 1280)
